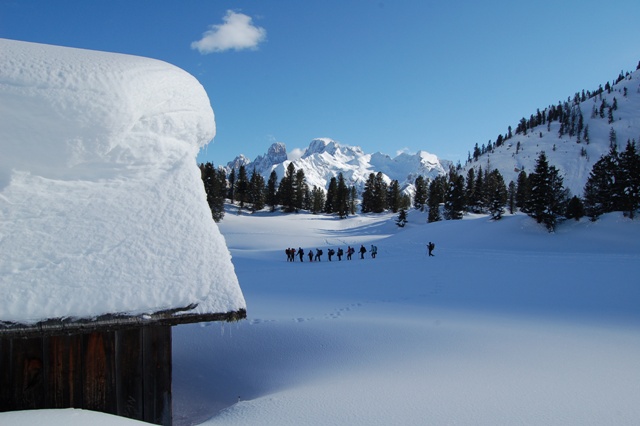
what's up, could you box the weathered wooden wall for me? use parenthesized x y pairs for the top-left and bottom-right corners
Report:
(0, 325), (172, 425)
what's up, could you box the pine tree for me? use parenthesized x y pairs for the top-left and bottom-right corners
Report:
(617, 140), (640, 218)
(583, 147), (618, 220)
(443, 168), (465, 220)
(427, 176), (445, 223)
(266, 170), (278, 212)
(413, 175), (427, 211)
(485, 169), (508, 220)
(399, 193), (411, 211)
(295, 169), (307, 212)
(527, 151), (567, 231)
(583, 124), (590, 144)
(199, 162), (226, 222)
(465, 168), (476, 211)
(335, 173), (349, 218)
(515, 171), (529, 212)
(248, 168), (265, 212)
(565, 196), (585, 221)
(302, 185), (311, 211)
(361, 173), (376, 213)
(471, 166), (485, 213)
(227, 168), (236, 203)
(324, 176), (337, 214)
(372, 172), (388, 213)
(235, 164), (249, 210)
(396, 208), (408, 227)
(507, 181), (516, 215)
(609, 127), (617, 149)
(277, 162), (297, 213)
(387, 179), (402, 213)
(310, 186), (326, 214)
(349, 186), (358, 215)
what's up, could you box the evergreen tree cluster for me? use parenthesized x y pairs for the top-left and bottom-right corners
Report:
(199, 162), (227, 222)
(583, 140), (640, 220)
(422, 165), (510, 224)
(199, 139), (640, 228)
(199, 162), (357, 219)
(360, 172), (411, 214)
(466, 65), (638, 166)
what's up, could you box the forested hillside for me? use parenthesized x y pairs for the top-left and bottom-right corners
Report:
(201, 63), (640, 228)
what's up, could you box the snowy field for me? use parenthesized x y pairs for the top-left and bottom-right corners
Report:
(171, 208), (640, 426)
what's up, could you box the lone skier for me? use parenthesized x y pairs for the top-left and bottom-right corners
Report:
(427, 241), (435, 257)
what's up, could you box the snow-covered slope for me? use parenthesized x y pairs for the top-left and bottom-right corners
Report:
(0, 38), (245, 325)
(226, 137), (451, 192)
(463, 68), (640, 195)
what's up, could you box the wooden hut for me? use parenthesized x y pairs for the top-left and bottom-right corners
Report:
(0, 306), (245, 425)
(0, 38), (247, 425)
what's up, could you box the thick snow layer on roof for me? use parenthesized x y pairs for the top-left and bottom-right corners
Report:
(0, 38), (245, 325)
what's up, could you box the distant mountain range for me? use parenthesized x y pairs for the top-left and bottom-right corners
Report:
(225, 138), (452, 194)
(225, 66), (640, 197)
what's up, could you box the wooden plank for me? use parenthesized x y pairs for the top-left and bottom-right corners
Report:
(116, 328), (144, 421)
(142, 326), (172, 426)
(0, 338), (11, 411)
(68, 333), (84, 408)
(9, 337), (45, 410)
(43, 334), (82, 408)
(82, 331), (117, 414)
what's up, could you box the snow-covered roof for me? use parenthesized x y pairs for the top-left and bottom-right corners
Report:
(0, 39), (245, 334)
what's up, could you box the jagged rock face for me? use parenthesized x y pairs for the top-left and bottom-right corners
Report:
(227, 142), (287, 173)
(227, 154), (251, 171)
(256, 142), (287, 167)
(226, 138), (450, 194)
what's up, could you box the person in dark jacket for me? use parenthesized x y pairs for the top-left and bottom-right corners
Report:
(359, 245), (366, 259)
(297, 247), (304, 262)
(427, 241), (435, 257)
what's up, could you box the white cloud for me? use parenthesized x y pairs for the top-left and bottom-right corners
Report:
(288, 148), (304, 161)
(191, 10), (266, 54)
(395, 147), (413, 156)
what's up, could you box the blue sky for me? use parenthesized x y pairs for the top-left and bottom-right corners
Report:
(1, 1), (639, 166)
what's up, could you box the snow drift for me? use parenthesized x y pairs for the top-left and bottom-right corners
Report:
(0, 38), (245, 325)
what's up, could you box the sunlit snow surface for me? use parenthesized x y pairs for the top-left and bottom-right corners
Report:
(0, 38), (245, 324)
(172, 209), (640, 426)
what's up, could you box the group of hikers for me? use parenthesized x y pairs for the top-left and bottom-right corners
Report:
(285, 241), (435, 262)
(285, 244), (378, 262)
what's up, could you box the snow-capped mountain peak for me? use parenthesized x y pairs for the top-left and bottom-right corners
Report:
(226, 138), (450, 193)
